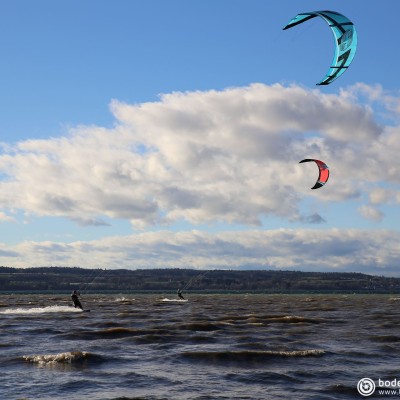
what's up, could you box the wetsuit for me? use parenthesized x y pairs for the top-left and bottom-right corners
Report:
(71, 291), (83, 310)
(177, 290), (185, 300)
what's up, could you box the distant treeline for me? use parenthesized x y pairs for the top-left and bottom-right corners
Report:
(0, 267), (400, 293)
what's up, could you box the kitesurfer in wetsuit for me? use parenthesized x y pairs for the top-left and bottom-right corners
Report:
(71, 290), (83, 310)
(177, 289), (185, 300)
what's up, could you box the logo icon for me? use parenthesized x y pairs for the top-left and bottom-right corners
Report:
(357, 378), (375, 396)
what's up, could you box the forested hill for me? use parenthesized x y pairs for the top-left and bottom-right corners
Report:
(0, 267), (399, 293)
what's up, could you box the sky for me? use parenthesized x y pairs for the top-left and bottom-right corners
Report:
(0, 0), (399, 275)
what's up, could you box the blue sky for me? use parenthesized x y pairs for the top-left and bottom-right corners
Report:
(0, 1), (399, 275)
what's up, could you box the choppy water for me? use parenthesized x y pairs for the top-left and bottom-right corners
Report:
(1, 293), (400, 399)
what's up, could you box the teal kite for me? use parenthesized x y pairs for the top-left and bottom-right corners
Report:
(283, 10), (357, 85)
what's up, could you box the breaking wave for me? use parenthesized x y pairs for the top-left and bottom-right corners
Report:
(0, 306), (83, 315)
(22, 351), (102, 365)
(160, 298), (188, 303)
(115, 297), (135, 303)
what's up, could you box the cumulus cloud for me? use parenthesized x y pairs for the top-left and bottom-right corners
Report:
(0, 229), (399, 276)
(342, 83), (400, 117)
(0, 83), (396, 230)
(369, 187), (392, 205)
(358, 205), (384, 222)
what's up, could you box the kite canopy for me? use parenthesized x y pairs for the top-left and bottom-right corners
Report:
(283, 10), (357, 85)
(299, 159), (330, 189)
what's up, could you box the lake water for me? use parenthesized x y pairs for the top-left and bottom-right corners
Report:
(1, 293), (400, 399)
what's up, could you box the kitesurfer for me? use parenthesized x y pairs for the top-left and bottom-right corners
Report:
(177, 289), (185, 300)
(71, 290), (83, 310)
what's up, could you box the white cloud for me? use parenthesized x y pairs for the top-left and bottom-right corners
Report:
(0, 229), (399, 276)
(369, 187), (392, 205)
(0, 83), (397, 230)
(342, 83), (400, 117)
(358, 205), (384, 222)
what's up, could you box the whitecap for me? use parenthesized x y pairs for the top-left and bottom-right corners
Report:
(160, 298), (188, 303)
(0, 305), (83, 314)
(115, 297), (135, 302)
(23, 351), (89, 365)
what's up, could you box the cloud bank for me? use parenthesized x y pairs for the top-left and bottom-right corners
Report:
(0, 229), (399, 276)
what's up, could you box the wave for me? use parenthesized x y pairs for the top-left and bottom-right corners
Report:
(218, 314), (324, 325)
(370, 335), (400, 343)
(115, 297), (135, 303)
(92, 327), (141, 339)
(182, 349), (325, 364)
(160, 298), (188, 303)
(0, 305), (83, 315)
(57, 326), (145, 341)
(265, 315), (323, 324)
(180, 322), (221, 332)
(22, 351), (101, 365)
